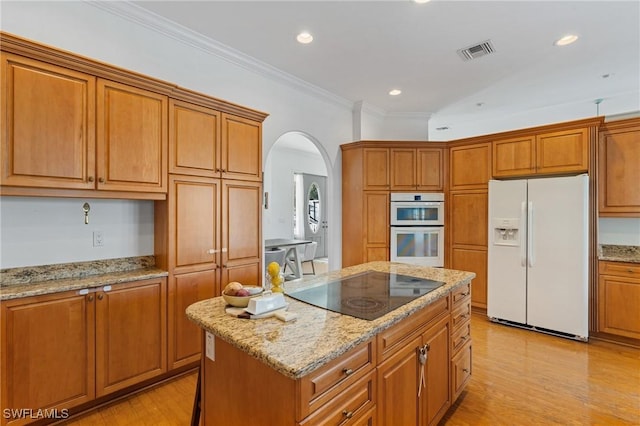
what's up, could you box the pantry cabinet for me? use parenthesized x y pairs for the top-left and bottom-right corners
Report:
(0, 278), (167, 425)
(598, 118), (640, 216)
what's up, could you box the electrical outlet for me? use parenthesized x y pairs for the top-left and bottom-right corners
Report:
(93, 231), (104, 247)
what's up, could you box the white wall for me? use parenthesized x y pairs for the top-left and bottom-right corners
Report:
(599, 218), (640, 246)
(0, 197), (154, 268)
(264, 147), (327, 240)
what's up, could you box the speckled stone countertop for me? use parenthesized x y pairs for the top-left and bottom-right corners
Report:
(0, 256), (168, 300)
(599, 245), (640, 264)
(186, 261), (475, 380)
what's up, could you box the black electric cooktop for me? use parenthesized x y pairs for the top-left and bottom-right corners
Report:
(286, 271), (445, 321)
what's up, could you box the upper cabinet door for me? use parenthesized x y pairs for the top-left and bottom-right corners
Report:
(535, 128), (588, 175)
(390, 148), (416, 190)
(363, 148), (390, 190)
(221, 113), (262, 181)
(450, 143), (491, 190)
(492, 136), (536, 177)
(1, 52), (96, 189)
(97, 79), (168, 193)
(416, 148), (444, 191)
(169, 99), (221, 177)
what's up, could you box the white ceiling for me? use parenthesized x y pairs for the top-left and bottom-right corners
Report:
(131, 1), (640, 130)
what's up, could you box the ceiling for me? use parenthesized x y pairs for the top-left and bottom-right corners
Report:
(131, 1), (639, 130)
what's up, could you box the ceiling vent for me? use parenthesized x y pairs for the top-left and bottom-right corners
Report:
(457, 40), (495, 61)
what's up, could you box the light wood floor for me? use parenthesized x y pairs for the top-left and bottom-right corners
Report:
(62, 313), (640, 425)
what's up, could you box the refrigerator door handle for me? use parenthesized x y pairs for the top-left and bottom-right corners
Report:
(528, 201), (534, 267)
(520, 201), (527, 267)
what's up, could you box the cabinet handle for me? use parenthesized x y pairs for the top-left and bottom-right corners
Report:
(207, 249), (217, 254)
(462, 368), (470, 373)
(342, 410), (354, 419)
(97, 294), (104, 300)
(88, 176), (94, 182)
(461, 292), (470, 297)
(98, 177), (105, 183)
(342, 368), (353, 376)
(628, 269), (634, 273)
(222, 169), (227, 173)
(461, 314), (469, 319)
(88, 295), (94, 302)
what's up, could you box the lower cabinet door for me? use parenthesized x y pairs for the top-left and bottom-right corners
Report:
(1, 291), (95, 425)
(376, 335), (421, 425)
(422, 316), (451, 426)
(169, 270), (216, 369)
(95, 278), (167, 396)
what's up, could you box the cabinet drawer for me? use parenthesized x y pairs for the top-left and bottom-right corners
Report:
(298, 339), (375, 420)
(299, 370), (376, 426)
(451, 320), (471, 354)
(377, 295), (449, 361)
(451, 341), (472, 400)
(451, 301), (471, 330)
(599, 261), (640, 278)
(451, 283), (471, 307)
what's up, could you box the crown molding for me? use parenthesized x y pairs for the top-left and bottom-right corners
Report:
(86, 1), (354, 110)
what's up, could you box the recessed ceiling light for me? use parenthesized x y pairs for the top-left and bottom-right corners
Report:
(554, 34), (578, 46)
(297, 32), (313, 44)
(389, 89), (402, 96)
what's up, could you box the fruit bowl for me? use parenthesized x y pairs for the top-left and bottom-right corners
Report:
(222, 286), (263, 307)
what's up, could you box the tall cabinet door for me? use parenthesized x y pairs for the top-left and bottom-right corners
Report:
(96, 79), (168, 193)
(95, 278), (167, 397)
(1, 52), (96, 189)
(221, 180), (263, 287)
(1, 291), (95, 418)
(170, 175), (220, 275)
(364, 191), (389, 262)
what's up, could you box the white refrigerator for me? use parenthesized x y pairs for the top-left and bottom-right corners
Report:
(487, 175), (589, 341)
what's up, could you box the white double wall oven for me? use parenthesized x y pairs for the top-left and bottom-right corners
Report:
(390, 193), (445, 267)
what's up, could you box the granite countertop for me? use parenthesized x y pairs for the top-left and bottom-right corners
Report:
(186, 261), (475, 380)
(598, 245), (640, 264)
(0, 256), (168, 300)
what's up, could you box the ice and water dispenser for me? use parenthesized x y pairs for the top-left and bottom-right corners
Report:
(492, 218), (520, 246)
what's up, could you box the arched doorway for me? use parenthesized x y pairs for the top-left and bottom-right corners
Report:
(263, 132), (331, 274)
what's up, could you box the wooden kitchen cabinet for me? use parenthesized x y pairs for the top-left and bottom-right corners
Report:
(168, 270), (217, 370)
(598, 118), (640, 216)
(376, 314), (450, 426)
(597, 261), (640, 341)
(449, 142), (491, 190)
(364, 191), (389, 260)
(363, 148), (390, 190)
(221, 179), (263, 286)
(1, 290), (95, 425)
(220, 113), (262, 182)
(0, 52), (96, 190)
(95, 278), (167, 397)
(0, 277), (167, 425)
(493, 126), (591, 178)
(96, 79), (168, 194)
(169, 99), (221, 177)
(391, 148), (444, 191)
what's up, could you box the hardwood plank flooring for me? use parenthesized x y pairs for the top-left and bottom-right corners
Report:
(61, 313), (639, 425)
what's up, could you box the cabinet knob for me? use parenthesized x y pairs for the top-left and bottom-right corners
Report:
(342, 410), (354, 419)
(97, 293), (104, 300)
(628, 269), (634, 273)
(222, 169), (227, 173)
(88, 176), (94, 182)
(462, 368), (470, 373)
(342, 368), (353, 376)
(207, 249), (217, 254)
(88, 295), (94, 302)
(98, 177), (105, 183)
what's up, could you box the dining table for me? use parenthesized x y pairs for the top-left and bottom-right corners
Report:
(265, 238), (311, 280)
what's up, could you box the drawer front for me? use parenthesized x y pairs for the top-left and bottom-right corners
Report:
(377, 295), (449, 361)
(451, 320), (471, 354)
(451, 341), (472, 400)
(299, 339), (375, 420)
(451, 283), (472, 307)
(451, 301), (471, 330)
(299, 371), (376, 426)
(599, 261), (640, 278)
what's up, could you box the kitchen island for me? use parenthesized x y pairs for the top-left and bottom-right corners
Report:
(186, 261), (475, 425)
